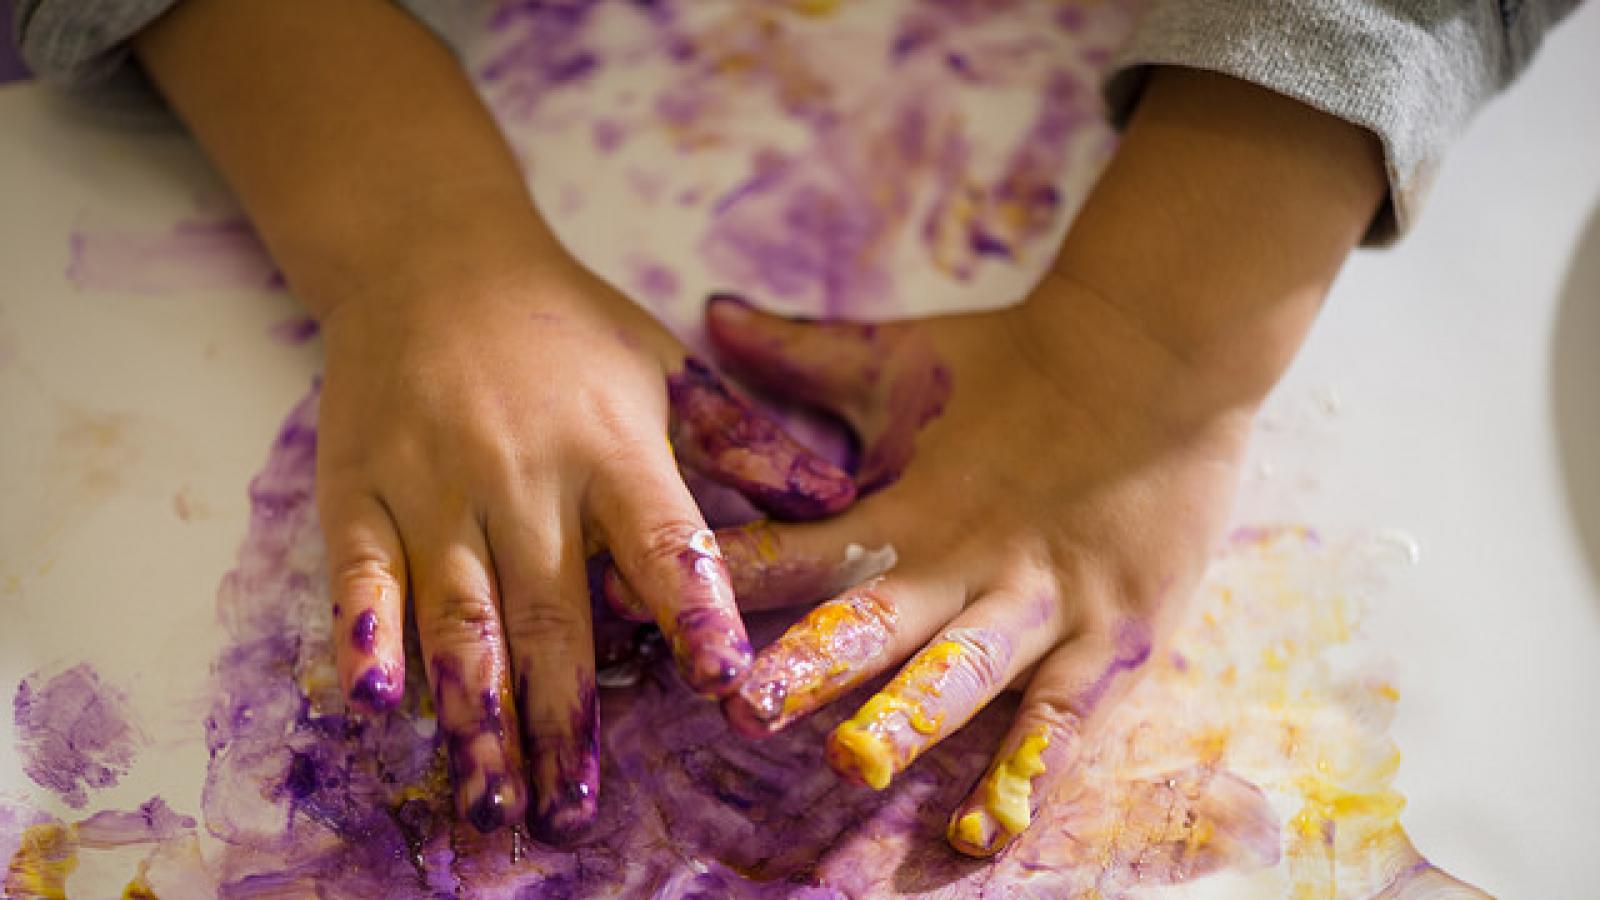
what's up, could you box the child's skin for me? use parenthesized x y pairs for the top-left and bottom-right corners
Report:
(134, 0), (1384, 853)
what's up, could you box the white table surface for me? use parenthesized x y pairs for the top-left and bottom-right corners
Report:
(2, 6), (1597, 898)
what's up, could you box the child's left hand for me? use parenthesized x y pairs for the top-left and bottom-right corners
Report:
(604, 282), (1254, 856)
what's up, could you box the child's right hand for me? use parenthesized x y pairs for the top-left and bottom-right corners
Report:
(315, 249), (854, 842)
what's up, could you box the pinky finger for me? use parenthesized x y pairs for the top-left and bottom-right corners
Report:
(323, 491), (408, 714)
(946, 620), (1154, 857)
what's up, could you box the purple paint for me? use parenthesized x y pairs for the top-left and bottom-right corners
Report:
(591, 118), (626, 153)
(522, 674), (601, 845)
(269, 315), (319, 345)
(75, 796), (195, 846)
(350, 608), (378, 654)
(12, 664), (142, 809)
(67, 218), (282, 295)
(1076, 619), (1154, 714)
(17, 382), (1463, 896)
(630, 259), (681, 306)
(350, 664), (403, 713)
(665, 356), (856, 520)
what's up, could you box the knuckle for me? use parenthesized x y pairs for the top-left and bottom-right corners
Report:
(421, 583), (500, 637)
(502, 596), (584, 642)
(1024, 692), (1089, 745)
(330, 549), (398, 601)
(632, 519), (707, 573)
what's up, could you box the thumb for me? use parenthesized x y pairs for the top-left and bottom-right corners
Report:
(704, 293), (951, 493)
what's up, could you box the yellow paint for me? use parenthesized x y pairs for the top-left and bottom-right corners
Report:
(984, 727), (1050, 834)
(952, 811), (989, 849)
(829, 639), (979, 788)
(829, 722), (895, 789)
(786, 0), (840, 15)
(123, 869), (159, 899)
(4, 823), (78, 900)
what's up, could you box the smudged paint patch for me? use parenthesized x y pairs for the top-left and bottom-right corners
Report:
(3, 390), (1485, 897)
(66, 218), (282, 295)
(12, 665), (143, 809)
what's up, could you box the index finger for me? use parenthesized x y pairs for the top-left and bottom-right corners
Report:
(587, 450), (752, 698)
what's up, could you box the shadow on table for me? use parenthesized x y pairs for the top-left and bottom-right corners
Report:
(1551, 195), (1600, 609)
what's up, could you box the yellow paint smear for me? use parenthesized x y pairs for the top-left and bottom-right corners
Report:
(985, 727), (1050, 834)
(829, 640), (972, 787)
(4, 823), (78, 900)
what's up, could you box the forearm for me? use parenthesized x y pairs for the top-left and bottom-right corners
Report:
(1034, 67), (1386, 418)
(133, 0), (563, 317)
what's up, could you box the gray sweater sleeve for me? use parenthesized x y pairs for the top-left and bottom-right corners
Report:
(1103, 0), (1581, 243)
(13, 1), (1580, 240)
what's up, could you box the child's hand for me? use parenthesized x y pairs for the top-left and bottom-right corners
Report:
(605, 288), (1250, 854)
(316, 256), (853, 841)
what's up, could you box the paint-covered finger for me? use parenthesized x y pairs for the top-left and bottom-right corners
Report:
(589, 456), (751, 698)
(946, 619), (1155, 857)
(704, 293), (885, 413)
(603, 517), (898, 616)
(823, 588), (1068, 790)
(411, 527), (527, 834)
(723, 570), (960, 739)
(322, 490), (407, 714)
(666, 356), (856, 520)
(492, 513), (601, 846)
(705, 294), (951, 492)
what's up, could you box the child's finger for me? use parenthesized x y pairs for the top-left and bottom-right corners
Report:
(487, 505), (601, 846)
(408, 520), (527, 834)
(822, 587), (1069, 790)
(704, 294), (950, 492)
(321, 489), (408, 714)
(704, 293), (884, 415)
(722, 567), (965, 741)
(666, 356), (856, 520)
(600, 516), (898, 618)
(587, 451), (753, 698)
(946, 621), (1154, 857)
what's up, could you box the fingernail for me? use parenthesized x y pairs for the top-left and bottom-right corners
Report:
(465, 773), (517, 833)
(706, 292), (755, 319)
(350, 663), (403, 713)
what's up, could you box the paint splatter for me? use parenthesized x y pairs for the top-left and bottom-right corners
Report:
(12, 665), (143, 809)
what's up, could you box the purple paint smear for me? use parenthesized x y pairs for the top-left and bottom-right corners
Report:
(67, 218), (283, 295)
(170, 386), (1283, 897)
(12, 664), (142, 809)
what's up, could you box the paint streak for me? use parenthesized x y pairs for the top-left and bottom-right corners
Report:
(66, 218), (282, 295)
(827, 628), (1012, 790)
(12, 665), (143, 809)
